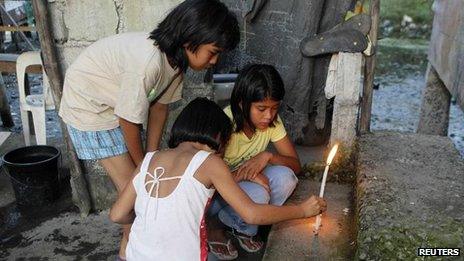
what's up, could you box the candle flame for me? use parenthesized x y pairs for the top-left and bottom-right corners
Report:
(326, 144), (339, 165)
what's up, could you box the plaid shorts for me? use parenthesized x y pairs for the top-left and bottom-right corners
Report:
(66, 125), (128, 160)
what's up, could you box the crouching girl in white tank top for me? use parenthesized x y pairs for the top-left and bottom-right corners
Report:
(110, 98), (327, 261)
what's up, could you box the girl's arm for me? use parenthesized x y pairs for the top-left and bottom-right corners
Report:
(236, 135), (301, 180)
(110, 165), (141, 224)
(202, 155), (326, 225)
(269, 135), (301, 174)
(146, 102), (169, 152)
(119, 118), (144, 165)
(109, 177), (137, 224)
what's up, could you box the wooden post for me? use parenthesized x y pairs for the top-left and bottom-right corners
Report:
(359, 0), (380, 133)
(0, 6), (4, 52)
(330, 52), (363, 153)
(32, 0), (91, 217)
(417, 64), (451, 136)
(0, 74), (13, 127)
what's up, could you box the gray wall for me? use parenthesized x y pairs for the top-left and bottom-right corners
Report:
(49, 0), (181, 70)
(48, 0), (212, 143)
(47, 0), (210, 210)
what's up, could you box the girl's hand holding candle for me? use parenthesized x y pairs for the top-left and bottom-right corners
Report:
(314, 144), (339, 234)
(300, 196), (327, 217)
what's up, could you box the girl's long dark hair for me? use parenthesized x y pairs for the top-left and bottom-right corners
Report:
(230, 64), (285, 132)
(150, 0), (240, 72)
(169, 98), (232, 151)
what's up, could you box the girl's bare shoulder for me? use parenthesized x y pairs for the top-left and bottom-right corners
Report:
(200, 153), (229, 173)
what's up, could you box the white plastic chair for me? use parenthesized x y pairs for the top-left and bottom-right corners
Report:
(16, 51), (54, 146)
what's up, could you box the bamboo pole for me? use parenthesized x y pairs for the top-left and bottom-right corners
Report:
(0, 3), (37, 50)
(359, 0), (380, 133)
(32, 0), (91, 217)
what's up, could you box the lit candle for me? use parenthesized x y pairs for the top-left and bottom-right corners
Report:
(314, 143), (339, 235)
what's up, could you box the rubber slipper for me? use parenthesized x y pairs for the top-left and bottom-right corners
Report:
(208, 239), (238, 260)
(229, 229), (263, 253)
(300, 29), (368, 57)
(327, 13), (371, 35)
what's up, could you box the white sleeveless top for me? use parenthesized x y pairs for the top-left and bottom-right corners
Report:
(126, 150), (215, 261)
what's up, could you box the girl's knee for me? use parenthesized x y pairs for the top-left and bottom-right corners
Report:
(251, 188), (271, 204)
(240, 182), (271, 204)
(264, 165), (298, 206)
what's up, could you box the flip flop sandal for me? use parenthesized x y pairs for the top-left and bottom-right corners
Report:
(230, 229), (263, 253)
(300, 29), (368, 57)
(208, 239), (238, 260)
(327, 13), (372, 35)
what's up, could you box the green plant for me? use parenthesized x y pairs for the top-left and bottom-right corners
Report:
(302, 145), (357, 184)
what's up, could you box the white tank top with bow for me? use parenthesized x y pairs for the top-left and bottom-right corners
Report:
(126, 150), (214, 261)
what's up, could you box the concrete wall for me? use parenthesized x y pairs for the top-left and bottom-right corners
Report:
(48, 0), (178, 70)
(48, 0), (214, 138)
(47, 0), (211, 210)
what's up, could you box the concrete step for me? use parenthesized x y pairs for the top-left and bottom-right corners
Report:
(356, 131), (464, 260)
(263, 180), (356, 260)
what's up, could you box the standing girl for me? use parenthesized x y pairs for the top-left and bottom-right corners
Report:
(109, 98), (326, 261)
(59, 0), (239, 259)
(208, 64), (301, 259)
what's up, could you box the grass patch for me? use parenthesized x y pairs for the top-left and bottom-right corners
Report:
(302, 145), (357, 184)
(380, 0), (433, 25)
(365, 0), (434, 39)
(376, 38), (428, 78)
(378, 37), (429, 50)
